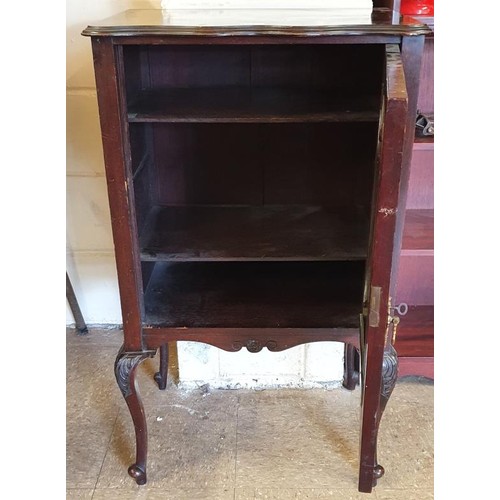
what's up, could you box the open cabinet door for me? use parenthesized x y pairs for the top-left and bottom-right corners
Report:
(358, 44), (408, 493)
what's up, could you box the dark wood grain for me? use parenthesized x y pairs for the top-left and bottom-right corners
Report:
(128, 87), (380, 123)
(262, 123), (378, 208)
(401, 208), (433, 251)
(138, 44), (383, 92)
(86, 15), (427, 492)
(146, 44), (249, 88)
(359, 44), (408, 493)
(143, 327), (360, 353)
(154, 344), (169, 390)
(125, 44), (384, 122)
(143, 261), (364, 329)
(152, 123), (262, 206)
(395, 305), (433, 357)
(148, 122), (378, 209)
(82, 8), (431, 37)
(114, 348), (156, 485)
(117, 34), (401, 46)
(139, 205), (370, 262)
(343, 343), (360, 390)
(388, 35), (424, 301)
(92, 38), (144, 351)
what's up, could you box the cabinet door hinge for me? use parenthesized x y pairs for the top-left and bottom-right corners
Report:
(368, 286), (382, 327)
(369, 291), (401, 345)
(385, 297), (400, 345)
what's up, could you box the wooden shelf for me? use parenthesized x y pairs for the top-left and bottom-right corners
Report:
(401, 209), (433, 255)
(143, 261), (364, 328)
(413, 135), (434, 151)
(140, 205), (370, 262)
(128, 87), (380, 123)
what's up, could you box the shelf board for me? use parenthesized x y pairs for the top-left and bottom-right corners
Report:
(401, 209), (433, 255)
(128, 87), (380, 123)
(143, 261), (364, 328)
(140, 205), (370, 262)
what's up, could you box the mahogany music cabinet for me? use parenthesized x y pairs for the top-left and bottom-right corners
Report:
(83, 7), (430, 493)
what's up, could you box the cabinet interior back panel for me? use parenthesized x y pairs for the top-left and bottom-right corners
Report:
(151, 122), (378, 208)
(124, 44), (383, 211)
(141, 44), (385, 93)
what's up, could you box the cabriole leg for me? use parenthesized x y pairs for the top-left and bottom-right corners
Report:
(154, 343), (169, 390)
(115, 346), (156, 485)
(372, 344), (399, 486)
(358, 343), (398, 492)
(343, 343), (359, 391)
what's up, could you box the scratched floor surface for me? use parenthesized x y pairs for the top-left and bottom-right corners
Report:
(67, 328), (433, 500)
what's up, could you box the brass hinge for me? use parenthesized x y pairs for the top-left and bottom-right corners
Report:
(385, 297), (400, 345)
(368, 290), (402, 345)
(368, 286), (382, 327)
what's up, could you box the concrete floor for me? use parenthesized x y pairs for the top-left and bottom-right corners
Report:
(67, 328), (433, 499)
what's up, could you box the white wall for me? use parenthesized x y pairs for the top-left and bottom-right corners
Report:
(66, 0), (345, 387)
(66, 0), (162, 324)
(178, 342), (345, 389)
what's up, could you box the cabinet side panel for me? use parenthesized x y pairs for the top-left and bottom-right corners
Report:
(92, 37), (144, 350)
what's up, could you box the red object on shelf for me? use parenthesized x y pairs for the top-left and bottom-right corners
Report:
(400, 0), (434, 16)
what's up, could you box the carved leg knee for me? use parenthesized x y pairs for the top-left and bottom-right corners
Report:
(358, 342), (398, 493)
(115, 346), (156, 485)
(372, 343), (399, 486)
(154, 343), (169, 390)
